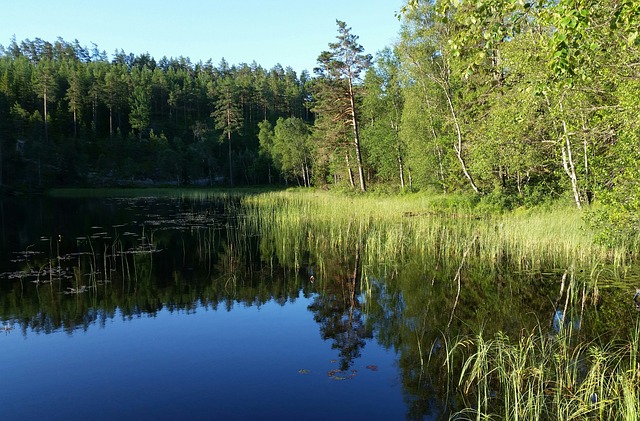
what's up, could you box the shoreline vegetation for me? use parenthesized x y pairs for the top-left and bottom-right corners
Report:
(49, 185), (638, 270)
(2, 1), (639, 247)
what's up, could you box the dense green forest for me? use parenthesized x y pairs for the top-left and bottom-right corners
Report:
(0, 0), (639, 241)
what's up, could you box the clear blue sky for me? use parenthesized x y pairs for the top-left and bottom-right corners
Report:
(0, 0), (404, 74)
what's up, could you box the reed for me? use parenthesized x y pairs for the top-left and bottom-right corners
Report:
(241, 190), (630, 275)
(445, 321), (640, 420)
(241, 190), (638, 420)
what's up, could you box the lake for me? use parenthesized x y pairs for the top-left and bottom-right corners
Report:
(0, 191), (637, 420)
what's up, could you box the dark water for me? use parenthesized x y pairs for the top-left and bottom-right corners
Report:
(0, 193), (637, 420)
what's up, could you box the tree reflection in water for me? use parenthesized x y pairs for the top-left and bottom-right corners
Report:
(307, 243), (372, 371)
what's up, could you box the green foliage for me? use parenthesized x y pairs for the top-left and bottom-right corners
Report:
(0, 37), (312, 188)
(313, 20), (371, 192)
(271, 117), (313, 186)
(396, 0), (640, 243)
(587, 132), (640, 247)
(129, 66), (152, 139)
(361, 48), (406, 189)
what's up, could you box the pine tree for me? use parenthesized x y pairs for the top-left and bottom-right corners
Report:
(212, 75), (243, 186)
(314, 20), (371, 192)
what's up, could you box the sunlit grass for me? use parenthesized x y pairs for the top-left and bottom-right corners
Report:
(241, 189), (629, 272)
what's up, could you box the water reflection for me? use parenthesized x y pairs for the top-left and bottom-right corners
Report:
(308, 243), (372, 373)
(0, 194), (637, 419)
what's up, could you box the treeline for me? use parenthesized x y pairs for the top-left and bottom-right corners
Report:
(0, 36), (312, 187)
(0, 0), (639, 241)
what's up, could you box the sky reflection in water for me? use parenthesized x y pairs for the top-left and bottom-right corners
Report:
(1, 296), (406, 421)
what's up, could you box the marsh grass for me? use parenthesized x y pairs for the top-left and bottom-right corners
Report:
(241, 190), (629, 274)
(445, 321), (640, 420)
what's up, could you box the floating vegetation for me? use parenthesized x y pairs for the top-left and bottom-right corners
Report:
(327, 369), (358, 381)
(10, 250), (43, 262)
(64, 286), (93, 295)
(0, 265), (72, 282)
(298, 369), (310, 375)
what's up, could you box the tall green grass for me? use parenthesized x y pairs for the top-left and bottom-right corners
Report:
(445, 321), (640, 420)
(241, 190), (630, 274)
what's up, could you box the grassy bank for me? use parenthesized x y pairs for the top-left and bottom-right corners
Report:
(241, 189), (631, 270)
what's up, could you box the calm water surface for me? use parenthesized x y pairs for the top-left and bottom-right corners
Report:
(0, 193), (636, 420)
(2, 302), (405, 420)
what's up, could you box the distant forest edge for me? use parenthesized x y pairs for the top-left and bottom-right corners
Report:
(0, 1), (639, 243)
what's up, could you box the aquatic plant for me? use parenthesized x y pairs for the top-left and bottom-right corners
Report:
(238, 189), (640, 419)
(444, 320), (640, 420)
(241, 190), (629, 277)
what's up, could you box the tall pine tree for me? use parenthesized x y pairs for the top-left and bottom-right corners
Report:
(314, 20), (371, 192)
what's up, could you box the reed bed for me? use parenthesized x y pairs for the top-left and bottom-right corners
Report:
(241, 190), (629, 272)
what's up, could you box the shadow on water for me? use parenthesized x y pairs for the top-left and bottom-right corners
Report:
(0, 193), (638, 419)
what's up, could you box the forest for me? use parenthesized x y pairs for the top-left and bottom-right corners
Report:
(0, 0), (639, 242)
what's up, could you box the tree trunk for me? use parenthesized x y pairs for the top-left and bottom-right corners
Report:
(345, 154), (355, 187)
(301, 163), (307, 187)
(72, 107), (77, 138)
(118, 109), (123, 138)
(393, 122), (405, 189)
(435, 142), (446, 194)
(43, 90), (48, 143)
(227, 108), (233, 186)
(109, 107), (113, 140)
(441, 87), (480, 194)
(561, 128), (582, 208)
(559, 102), (582, 209)
(92, 93), (98, 135)
(398, 152), (405, 190)
(347, 79), (366, 192)
(582, 116), (592, 204)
